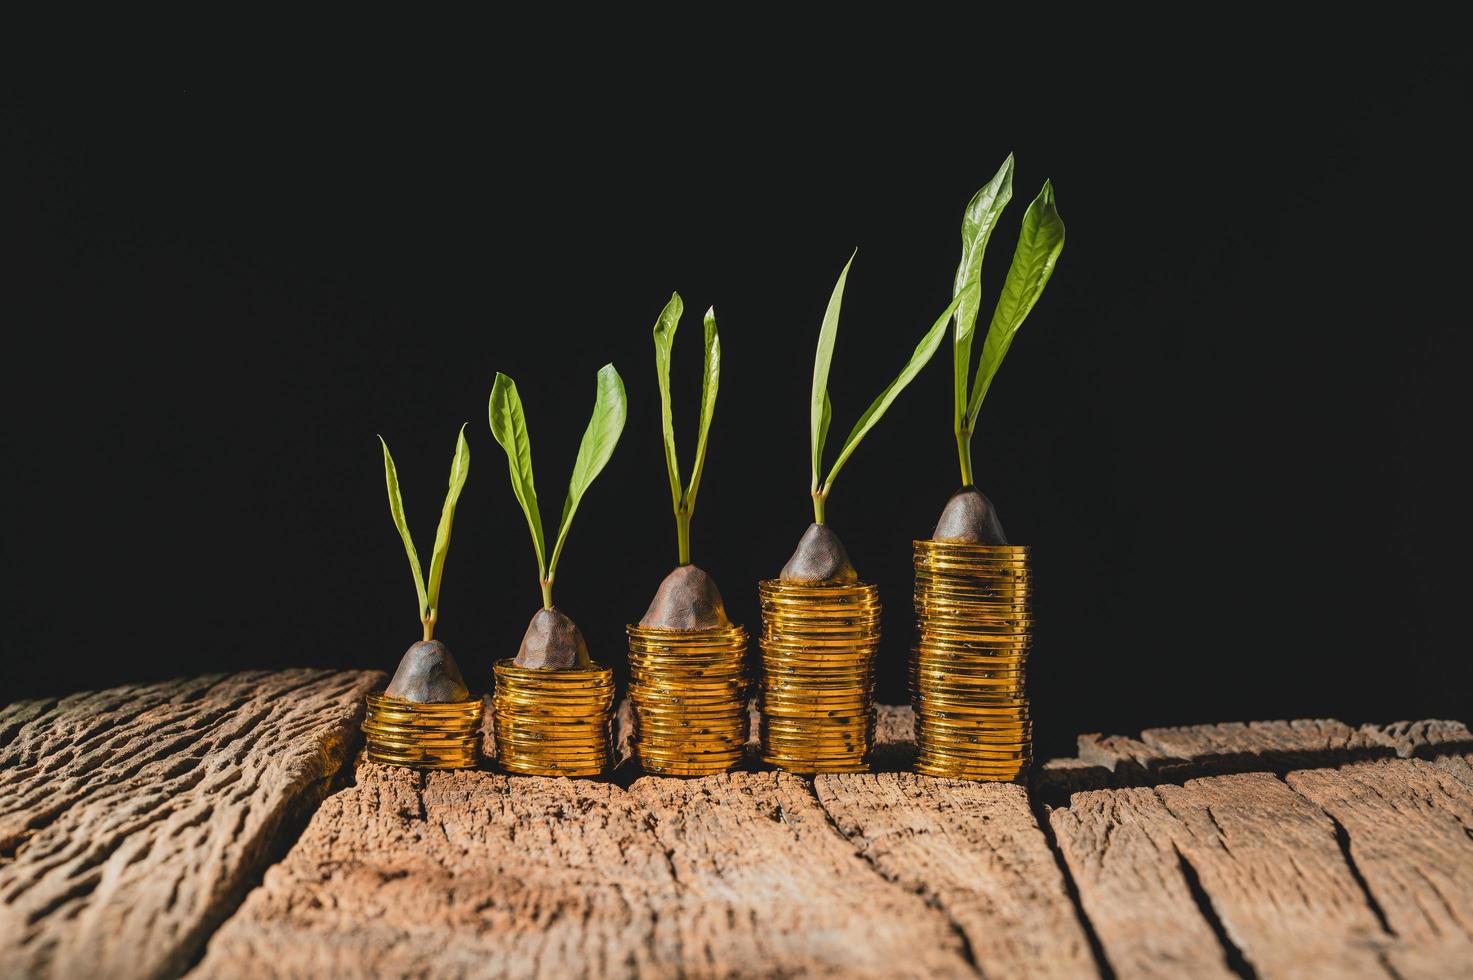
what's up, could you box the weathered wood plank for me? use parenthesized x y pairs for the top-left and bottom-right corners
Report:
(0, 670), (382, 980)
(1156, 772), (1394, 977)
(815, 772), (1097, 978)
(193, 764), (978, 978)
(1035, 757), (1114, 797)
(1050, 787), (1238, 979)
(1363, 720), (1473, 790)
(1287, 759), (1473, 972)
(1363, 719), (1473, 759)
(1053, 772), (1405, 978)
(1139, 719), (1393, 774)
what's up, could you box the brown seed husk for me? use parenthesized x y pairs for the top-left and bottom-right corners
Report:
(932, 487), (1007, 544)
(515, 606), (592, 669)
(639, 563), (732, 629)
(779, 522), (859, 584)
(384, 639), (471, 703)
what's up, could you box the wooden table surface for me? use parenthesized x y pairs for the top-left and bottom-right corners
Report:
(2, 670), (1471, 978)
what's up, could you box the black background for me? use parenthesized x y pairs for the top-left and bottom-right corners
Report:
(4, 57), (1468, 759)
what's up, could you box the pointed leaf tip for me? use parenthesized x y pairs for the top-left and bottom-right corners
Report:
(488, 372), (547, 579)
(549, 364), (627, 578)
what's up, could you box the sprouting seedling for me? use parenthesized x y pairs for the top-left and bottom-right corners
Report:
(488, 364), (627, 609)
(652, 292), (720, 566)
(950, 153), (1066, 488)
(806, 253), (976, 524)
(379, 425), (471, 642)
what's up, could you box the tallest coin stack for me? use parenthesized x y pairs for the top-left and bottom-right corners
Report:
(910, 540), (1032, 780)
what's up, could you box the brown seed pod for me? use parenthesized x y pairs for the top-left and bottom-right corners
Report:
(780, 522), (859, 584)
(384, 639), (471, 703)
(515, 607), (592, 670)
(932, 487), (1007, 545)
(640, 563), (732, 629)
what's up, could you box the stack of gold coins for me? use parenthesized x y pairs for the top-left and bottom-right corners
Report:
(626, 624), (749, 776)
(911, 541), (1031, 781)
(757, 580), (882, 773)
(362, 693), (483, 770)
(491, 661), (615, 777)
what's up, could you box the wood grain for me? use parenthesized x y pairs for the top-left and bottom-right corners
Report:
(1156, 771), (1394, 977)
(192, 765), (978, 978)
(1139, 718), (1394, 774)
(816, 772), (1096, 978)
(1050, 787), (1238, 979)
(7, 672), (1470, 980)
(0, 670), (382, 980)
(1287, 759), (1473, 971)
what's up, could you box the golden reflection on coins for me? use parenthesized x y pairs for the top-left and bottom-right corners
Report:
(363, 693), (483, 770)
(911, 541), (1032, 782)
(492, 660), (614, 777)
(627, 623), (749, 776)
(757, 580), (881, 774)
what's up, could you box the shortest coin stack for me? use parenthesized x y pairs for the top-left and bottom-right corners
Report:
(911, 540), (1032, 781)
(363, 693), (484, 770)
(492, 661), (615, 777)
(758, 580), (882, 774)
(627, 624), (749, 776)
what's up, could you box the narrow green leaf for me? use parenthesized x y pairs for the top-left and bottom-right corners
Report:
(954, 155), (1015, 428)
(683, 305), (721, 513)
(822, 284), (973, 491)
(652, 292), (684, 511)
(967, 181), (1066, 427)
(814, 389), (831, 485)
(549, 364), (627, 578)
(380, 436), (428, 621)
(425, 423), (470, 615)
(811, 251), (855, 491)
(488, 373), (547, 578)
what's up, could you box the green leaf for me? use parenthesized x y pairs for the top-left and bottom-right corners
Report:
(954, 155), (1015, 428)
(967, 180), (1066, 427)
(683, 305), (721, 512)
(380, 436), (428, 621)
(425, 423), (470, 616)
(488, 373), (547, 578)
(822, 284), (972, 491)
(814, 389), (831, 485)
(811, 251), (855, 491)
(549, 364), (627, 578)
(652, 292), (684, 510)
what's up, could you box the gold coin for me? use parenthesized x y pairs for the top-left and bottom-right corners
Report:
(915, 718), (1031, 736)
(630, 708), (746, 723)
(912, 662), (1028, 676)
(634, 713), (746, 728)
(636, 745), (745, 761)
(362, 725), (479, 743)
(638, 762), (740, 776)
(499, 763), (608, 777)
(634, 724), (742, 740)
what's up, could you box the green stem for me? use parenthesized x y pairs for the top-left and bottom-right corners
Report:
(421, 615), (435, 643)
(812, 489), (827, 524)
(956, 426), (974, 487)
(676, 507), (691, 566)
(540, 578), (554, 610)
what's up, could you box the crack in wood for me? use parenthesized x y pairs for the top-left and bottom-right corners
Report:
(1328, 810), (1397, 937)
(1172, 846), (1258, 980)
(1033, 799), (1117, 980)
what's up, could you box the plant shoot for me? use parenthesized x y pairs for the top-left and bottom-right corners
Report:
(782, 253), (973, 583)
(939, 154), (1066, 543)
(489, 365), (627, 668)
(641, 293), (731, 629)
(379, 425), (473, 703)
